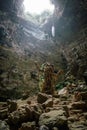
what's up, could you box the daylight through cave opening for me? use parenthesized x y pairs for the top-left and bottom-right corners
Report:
(23, 0), (54, 25)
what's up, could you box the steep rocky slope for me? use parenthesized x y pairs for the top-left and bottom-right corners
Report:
(0, 11), (64, 100)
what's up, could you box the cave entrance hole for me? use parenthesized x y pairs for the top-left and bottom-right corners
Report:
(23, 0), (54, 25)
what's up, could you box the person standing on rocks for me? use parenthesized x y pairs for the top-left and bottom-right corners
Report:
(35, 61), (63, 95)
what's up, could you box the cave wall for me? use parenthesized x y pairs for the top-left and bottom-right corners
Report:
(44, 0), (87, 42)
(53, 0), (87, 41)
(0, 0), (24, 15)
(52, 0), (87, 78)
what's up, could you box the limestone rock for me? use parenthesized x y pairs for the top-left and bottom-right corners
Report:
(54, 99), (60, 105)
(39, 110), (68, 129)
(8, 105), (33, 125)
(0, 120), (10, 130)
(39, 125), (49, 130)
(7, 100), (18, 112)
(80, 92), (87, 101)
(68, 122), (87, 130)
(33, 104), (43, 114)
(58, 87), (68, 96)
(33, 104), (43, 121)
(70, 101), (86, 110)
(68, 116), (79, 122)
(33, 110), (41, 122)
(52, 127), (59, 130)
(19, 121), (36, 130)
(83, 112), (87, 119)
(0, 108), (8, 119)
(37, 93), (52, 104)
(42, 98), (53, 108)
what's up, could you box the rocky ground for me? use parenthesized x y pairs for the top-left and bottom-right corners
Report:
(0, 81), (87, 130)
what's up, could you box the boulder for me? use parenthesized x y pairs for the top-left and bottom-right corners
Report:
(54, 99), (60, 105)
(68, 116), (79, 122)
(32, 104), (43, 121)
(33, 104), (43, 113)
(73, 91), (87, 102)
(7, 100), (18, 112)
(33, 110), (40, 122)
(37, 93), (52, 104)
(8, 105), (33, 125)
(52, 127), (59, 130)
(42, 98), (53, 108)
(19, 121), (36, 130)
(39, 110), (68, 129)
(58, 87), (68, 96)
(68, 122), (87, 130)
(39, 125), (49, 130)
(80, 92), (87, 101)
(73, 92), (82, 102)
(0, 108), (8, 119)
(83, 112), (87, 119)
(70, 101), (87, 110)
(0, 120), (10, 130)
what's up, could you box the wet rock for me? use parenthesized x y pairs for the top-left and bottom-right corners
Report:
(39, 110), (68, 129)
(37, 93), (52, 104)
(0, 120), (10, 130)
(19, 121), (36, 130)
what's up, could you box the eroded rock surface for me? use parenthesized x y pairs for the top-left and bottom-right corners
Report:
(39, 110), (68, 129)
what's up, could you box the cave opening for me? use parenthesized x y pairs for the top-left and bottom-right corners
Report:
(23, 0), (54, 25)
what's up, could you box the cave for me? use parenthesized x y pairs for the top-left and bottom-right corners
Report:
(0, 0), (87, 130)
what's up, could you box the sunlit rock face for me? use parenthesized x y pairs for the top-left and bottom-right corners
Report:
(0, 0), (24, 15)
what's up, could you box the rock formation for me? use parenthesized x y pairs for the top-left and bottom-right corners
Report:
(0, 0), (87, 129)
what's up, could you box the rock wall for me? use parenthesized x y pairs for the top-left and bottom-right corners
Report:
(0, 0), (24, 15)
(50, 0), (87, 78)
(0, 0), (87, 100)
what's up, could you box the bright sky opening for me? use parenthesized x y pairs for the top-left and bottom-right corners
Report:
(23, 0), (54, 14)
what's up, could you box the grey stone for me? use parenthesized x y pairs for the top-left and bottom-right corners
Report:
(0, 120), (10, 130)
(39, 110), (68, 129)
